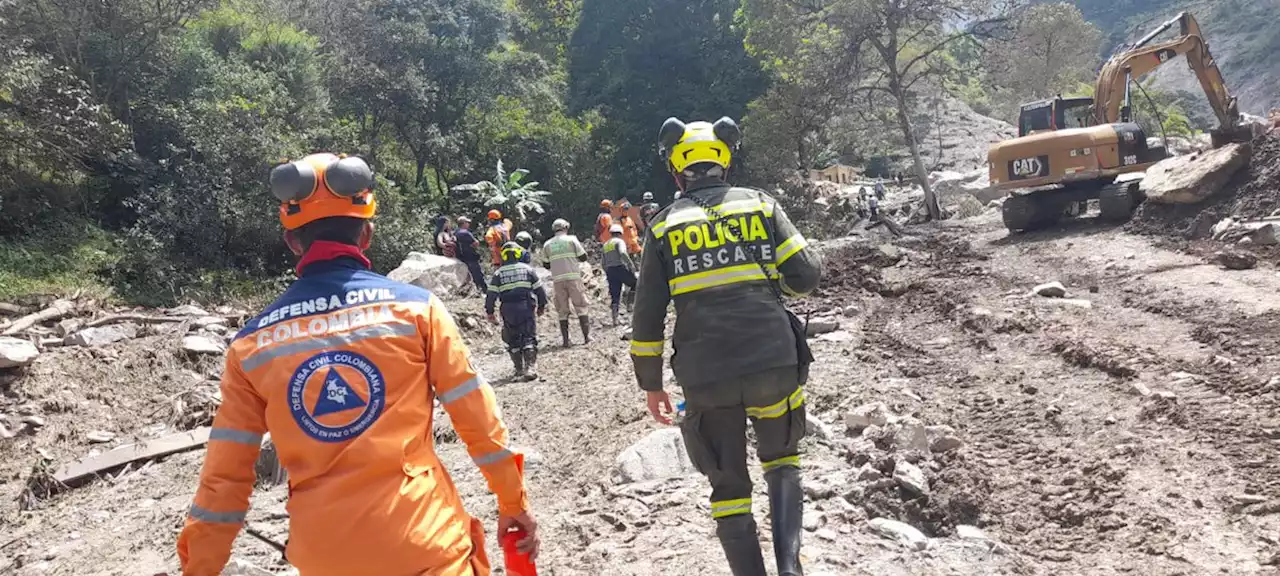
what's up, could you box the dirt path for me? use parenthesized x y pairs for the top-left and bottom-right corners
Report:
(3, 209), (1280, 575)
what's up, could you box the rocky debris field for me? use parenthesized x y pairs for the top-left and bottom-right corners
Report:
(6, 188), (1280, 574)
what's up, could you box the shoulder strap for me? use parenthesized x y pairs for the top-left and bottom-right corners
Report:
(684, 191), (787, 305)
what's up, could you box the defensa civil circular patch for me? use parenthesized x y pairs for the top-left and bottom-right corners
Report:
(289, 350), (386, 442)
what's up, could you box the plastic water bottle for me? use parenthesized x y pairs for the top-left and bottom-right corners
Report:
(675, 400), (687, 423)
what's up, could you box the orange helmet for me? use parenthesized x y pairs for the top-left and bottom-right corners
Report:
(271, 153), (376, 230)
(600, 199), (612, 209)
(488, 209), (502, 220)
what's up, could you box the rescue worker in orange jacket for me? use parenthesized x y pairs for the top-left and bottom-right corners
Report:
(177, 153), (538, 576)
(484, 209), (511, 267)
(617, 200), (642, 254)
(595, 199), (614, 243)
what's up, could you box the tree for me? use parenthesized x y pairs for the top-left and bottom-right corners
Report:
(452, 160), (552, 225)
(568, 0), (767, 198)
(837, 0), (1007, 220)
(985, 3), (1103, 121)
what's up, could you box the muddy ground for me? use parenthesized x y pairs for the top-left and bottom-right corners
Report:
(3, 204), (1280, 575)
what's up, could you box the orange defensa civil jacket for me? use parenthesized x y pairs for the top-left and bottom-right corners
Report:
(177, 242), (527, 576)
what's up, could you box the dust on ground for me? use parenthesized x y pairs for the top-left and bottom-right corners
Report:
(4, 207), (1280, 574)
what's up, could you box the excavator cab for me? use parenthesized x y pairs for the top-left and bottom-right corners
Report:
(1017, 97), (1096, 136)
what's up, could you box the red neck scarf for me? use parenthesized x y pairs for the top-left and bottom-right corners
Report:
(296, 241), (371, 276)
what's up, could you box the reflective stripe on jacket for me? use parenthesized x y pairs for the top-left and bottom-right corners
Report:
(485, 262), (548, 315)
(540, 234), (586, 280)
(178, 255), (526, 576)
(629, 184), (822, 392)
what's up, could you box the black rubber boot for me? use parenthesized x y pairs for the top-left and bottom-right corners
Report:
(765, 467), (804, 576)
(610, 305), (619, 326)
(559, 320), (571, 347)
(579, 315), (591, 343)
(715, 515), (768, 576)
(509, 351), (525, 380)
(522, 348), (538, 381)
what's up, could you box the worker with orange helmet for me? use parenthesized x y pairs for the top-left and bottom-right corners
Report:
(177, 153), (538, 576)
(595, 199), (614, 243)
(484, 209), (511, 267)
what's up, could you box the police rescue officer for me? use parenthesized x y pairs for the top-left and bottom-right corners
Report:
(629, 119), (821, 576)
(486, 241), (548, 381)
(179, 153), (538, 575)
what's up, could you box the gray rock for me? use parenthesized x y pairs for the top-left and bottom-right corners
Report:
(955, 525), (988, 540)
(842, 305), (859, 317)
(846, 402), (891, 432)
(815, 528), (838, 542)
(930, 435), (964, 453)
(1142, 143), (1252, 205)
(613, 428), (697, 484)
(893, 459), (929, 496)
(181, 335), (227, 355)
(54, 319), (82, 338)
(868, 518), (929, 551)
(1129, 381), (1153, 397)
(255, 434), (287, 487)
(387, 252), (476, 298)
(856, 463), (882, 482)
(892, 417), (929, 452)
(876, 244), (902, 261)
(803, 514), (820, 532)
(805, 413), (834, 441)
(816, 330), (855, 343)
(66, 324), (137, 347)
(223, 557), (295, 576)
(1032, 281), (1067, 298)
(805, 318), (840, 337)
(167, 304), (211, 317)
(21, 415), (46, 429)
(194, 316), (227, 328)
(0, 337), (39, 369)
(1214, 249), (1258, 270)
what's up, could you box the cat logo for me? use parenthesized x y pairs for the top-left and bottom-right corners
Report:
(1009, 155), (1048, 180)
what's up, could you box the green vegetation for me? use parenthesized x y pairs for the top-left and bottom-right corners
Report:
(5, 0), (1203, 305)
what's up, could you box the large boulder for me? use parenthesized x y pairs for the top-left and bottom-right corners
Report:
(613, 428), (697, 484)
(1141, 143), (1252, 205)
(388, 252), (474, 298)
(0, 337), (39, 369)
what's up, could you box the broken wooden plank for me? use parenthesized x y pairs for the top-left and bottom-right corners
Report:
(0, 303), (29, 316)
(1, 300), (76, 336)
(85, 313), (186, 328)
(54, 427), (211, 487)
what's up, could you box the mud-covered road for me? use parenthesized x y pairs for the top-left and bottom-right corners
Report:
(3, 208), (1280, 575)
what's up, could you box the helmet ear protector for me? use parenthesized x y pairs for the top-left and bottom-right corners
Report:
(658, 117), (686, 159)
(272, 153), (377, 230)
(712, 116), (742, 151)
(270, 155), (374, 203)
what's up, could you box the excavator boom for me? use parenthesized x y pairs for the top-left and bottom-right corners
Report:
(1093, 12), (1240, 131)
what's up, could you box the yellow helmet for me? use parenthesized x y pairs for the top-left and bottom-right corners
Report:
(659, 117), (741, 174)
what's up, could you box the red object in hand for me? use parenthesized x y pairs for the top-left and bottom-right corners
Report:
(501, 528), (538, 576)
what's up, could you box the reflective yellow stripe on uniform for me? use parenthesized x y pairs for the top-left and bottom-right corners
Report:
(668, 264), (767, 296)
(761, 455), (800, 471)
(496, 281), (534, 291)
(710, 498), (753, 519)
(630, 340), (663, 357)
(745, 387), (804, 419)
(652, 199), (770, 238)
(775, 234), (808, 265)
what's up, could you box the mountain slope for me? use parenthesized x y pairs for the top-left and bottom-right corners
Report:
(1063, 0), (1280, 115)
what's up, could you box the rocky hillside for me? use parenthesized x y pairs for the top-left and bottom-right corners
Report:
(1061, 0), (1280, 116)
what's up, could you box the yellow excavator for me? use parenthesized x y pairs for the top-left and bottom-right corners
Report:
(988, 11), (1251, 232)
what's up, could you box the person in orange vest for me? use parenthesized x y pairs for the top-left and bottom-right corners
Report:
(177, 153), (538, 576)
(595, 199), (614, 243)
(617, 200), (642, 254)
(484, 209), (511, 267)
